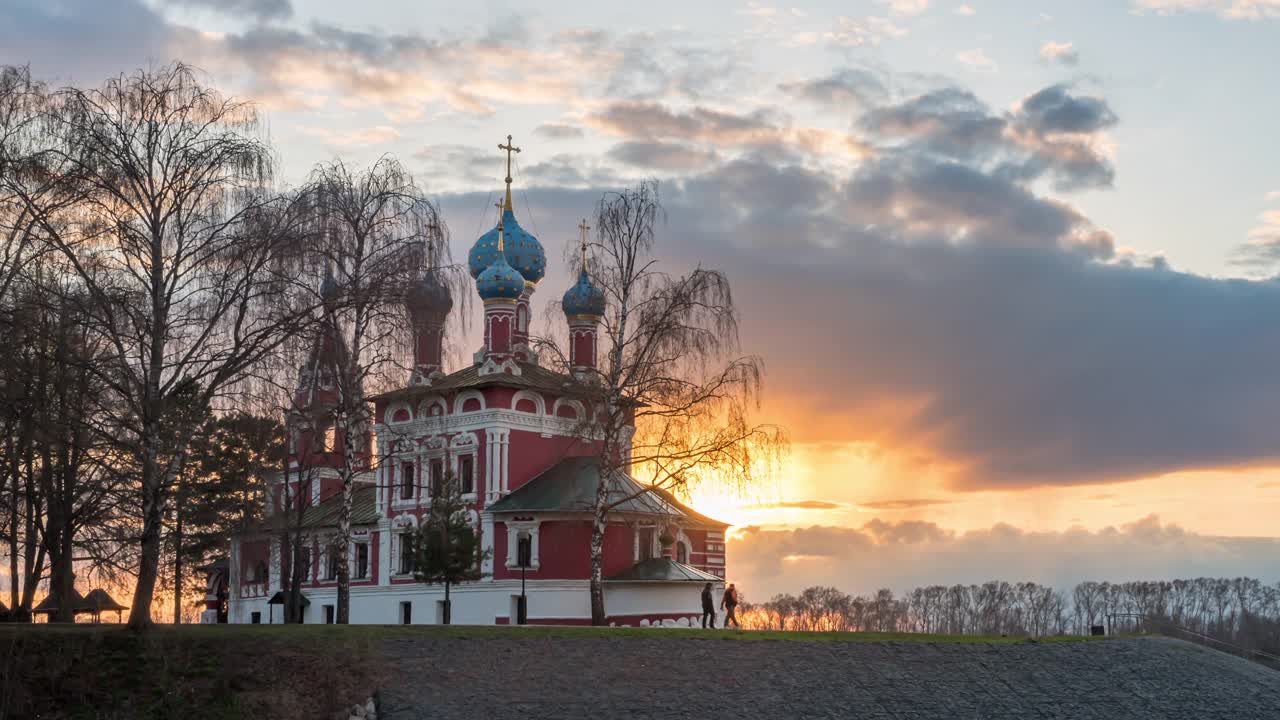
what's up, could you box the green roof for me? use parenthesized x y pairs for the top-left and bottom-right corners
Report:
(607, 558), (723, 583)
(296, 485), (380, 528)
(486, 457), (727, 528)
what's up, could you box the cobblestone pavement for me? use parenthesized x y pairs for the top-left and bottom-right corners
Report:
(376, 634), (1280, 719)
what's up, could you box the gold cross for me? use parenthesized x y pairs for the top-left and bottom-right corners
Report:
(494, 201), (505, 252)
(498, 134), (521, 184)
(578, 219), (590, 268)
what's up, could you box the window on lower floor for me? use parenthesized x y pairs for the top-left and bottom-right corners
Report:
(400, 601), (412, 625)
(354, 542), (369, 580)
(430, 459), (444, 496)
(251, 611), (261, 624)
(401, 462), (415, 500)
(398, 534), (415, 575)
(323, 604), (335, 624)
(325, 546), (340, 580)
(459, 455), (474, 495)
(638, 528), (655, 562)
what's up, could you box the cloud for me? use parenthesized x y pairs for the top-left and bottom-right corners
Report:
(0, 0), (198, 84)
(585, 101), (869, 162)
(956, 3), (977, 15)
(778, 68), (890, 111)
(162, 0), (292, 22)
(296, 124), (400, 147)
(745, 500), (845, 510)
(955, 48), (998, 71)
(859, 84), (1117, 192)
(1231, 194), (1280, 270)
(860, 498), (952, 510)
(607, 141), (719, 170)
(535, 123), (585, 140)
(1039, 40), (1080, 65)
(881, 0), (930, 17)
(824, 15), (908, 48)
(1132, 0), (1280, 20)
(730, 516), (1280, 597)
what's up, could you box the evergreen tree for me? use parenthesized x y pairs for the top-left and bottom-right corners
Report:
(412, 469), (488, 624)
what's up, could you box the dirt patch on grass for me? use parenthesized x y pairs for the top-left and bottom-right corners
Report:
(0, 625), (385, 720)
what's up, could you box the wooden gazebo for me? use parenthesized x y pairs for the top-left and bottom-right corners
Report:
(80, 589), (128, 623)
(30, 588), (128, 623)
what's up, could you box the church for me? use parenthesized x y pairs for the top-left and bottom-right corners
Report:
(205, 141), (728, 626)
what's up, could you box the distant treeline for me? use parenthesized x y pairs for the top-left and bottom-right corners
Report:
(738, 578), (1280, 653)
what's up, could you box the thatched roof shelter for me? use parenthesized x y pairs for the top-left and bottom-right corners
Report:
(80, 589), (128, 613)
(31, 589), (85, 615)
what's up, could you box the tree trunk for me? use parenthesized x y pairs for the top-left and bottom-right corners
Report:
(336, 489), (351, 624)
(173, 488), (184, 624)
(129, 440), (165, 629)
(588, 481), (609, 625)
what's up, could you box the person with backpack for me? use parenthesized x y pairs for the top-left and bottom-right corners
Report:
(700, 582), (716, 628)
(721, 583), (740, 628)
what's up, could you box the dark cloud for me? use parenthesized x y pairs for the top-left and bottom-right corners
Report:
(857, 84), (1119, 193)
(0, 0), (194, 84)
(442, 123), (1275, 490)
(730, 516), (1280, 597)
(163, 0), (292, 22)
(608, 141), (718, 170)
(779, 67), (890, 110)
(860, 498), (952, 510)
(1016, 85), (1117, 135)
(859, 87), (1006, 160)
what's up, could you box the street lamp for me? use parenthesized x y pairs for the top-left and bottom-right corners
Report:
(516, 533), (531, 625)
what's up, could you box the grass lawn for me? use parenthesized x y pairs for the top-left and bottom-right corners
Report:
(169, 622), (1104, 643)
(0, 623), (1106, 719)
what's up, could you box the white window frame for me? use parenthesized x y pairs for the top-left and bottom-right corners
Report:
(352, 540), (371, 580)
(504, 520), (541, 570)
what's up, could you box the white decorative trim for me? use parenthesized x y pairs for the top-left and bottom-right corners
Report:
(385, 401), (413, 425)
(478, 356), (522, 377)
(510, 389), (546, 415)
(551, 398), (585, 421)
(416, 395), (447, 419)
(505, 519), (541, 570)
(454, 390), (486, 414)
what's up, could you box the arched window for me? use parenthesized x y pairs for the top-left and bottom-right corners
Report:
(676, 541), (689, 565)
(517, 305), (528, 332)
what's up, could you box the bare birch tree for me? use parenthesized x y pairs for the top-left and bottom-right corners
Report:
(9, 64), (314, 628)
(299, 157), (446, 623)
(536, 181), (787, 625)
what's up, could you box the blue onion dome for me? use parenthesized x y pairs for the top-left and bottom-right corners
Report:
(319, 269), (341, 307)
(562, 268), (606, 317)
(406, 269), (452, 324)
(476, 252), (526, 302)
(468, 209), (546, 284)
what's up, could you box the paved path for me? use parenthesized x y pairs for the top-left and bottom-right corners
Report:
(377, 635), (1280, 719)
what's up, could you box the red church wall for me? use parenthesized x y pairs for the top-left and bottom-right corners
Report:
(492, 520), (637, 581)
(503, 430), (597, 494)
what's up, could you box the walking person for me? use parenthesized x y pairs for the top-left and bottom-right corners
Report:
(701, 582), (716, 629)
(721, 582), (740, 629)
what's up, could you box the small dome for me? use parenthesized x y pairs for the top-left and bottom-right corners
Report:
(562, 268), (605, 317)
(320, 270), (341, 306)
(406, 270), (452, 324)
(477, 253), (526, 302)
(469, 209), (546, 285)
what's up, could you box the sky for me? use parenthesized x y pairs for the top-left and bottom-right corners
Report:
(5, 0), (1280, 598)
